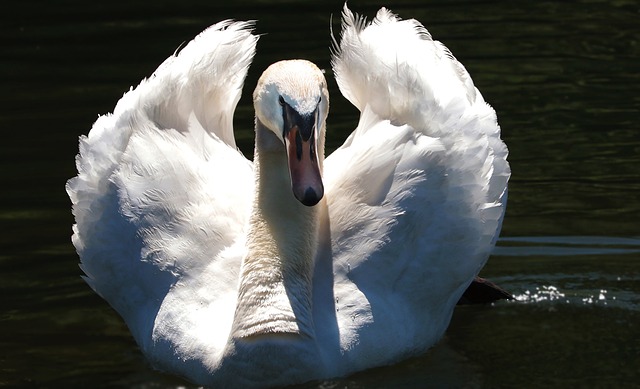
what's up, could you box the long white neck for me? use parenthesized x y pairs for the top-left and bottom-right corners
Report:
(231, 120), (319, 340)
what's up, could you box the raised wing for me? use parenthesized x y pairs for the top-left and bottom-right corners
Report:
(323, 5), (510, 356)
(66, 21), (258, 345)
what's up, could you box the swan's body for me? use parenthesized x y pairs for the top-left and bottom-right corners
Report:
(67, 6), (509, 388)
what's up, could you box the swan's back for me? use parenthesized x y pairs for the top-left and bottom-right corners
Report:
(66, 21), (257, 350)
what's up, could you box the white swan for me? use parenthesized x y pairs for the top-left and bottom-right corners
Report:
(67, 5), (510, 388)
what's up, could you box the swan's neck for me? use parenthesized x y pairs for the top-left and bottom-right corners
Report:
(232, 120), (319, 340)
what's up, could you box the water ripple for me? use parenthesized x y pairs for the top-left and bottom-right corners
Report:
(493, 236), (640, 256)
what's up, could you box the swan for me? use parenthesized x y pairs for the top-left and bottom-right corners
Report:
(67, 5), (510, 388)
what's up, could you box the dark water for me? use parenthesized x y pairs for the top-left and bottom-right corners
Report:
(1, 0), (639, 387)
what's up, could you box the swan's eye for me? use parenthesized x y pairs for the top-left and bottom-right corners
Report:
(278, 96), (285, 106)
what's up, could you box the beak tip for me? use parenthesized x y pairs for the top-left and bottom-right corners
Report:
(297, 187), (323, 207)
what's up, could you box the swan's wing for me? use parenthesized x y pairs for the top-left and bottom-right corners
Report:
(324, 6), (510, 357)
(66, 21), (257, 348)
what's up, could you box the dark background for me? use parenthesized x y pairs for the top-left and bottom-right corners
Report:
(1, 1), (638, 387)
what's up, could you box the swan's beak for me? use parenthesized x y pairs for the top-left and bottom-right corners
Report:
(282, 104), (324, 207)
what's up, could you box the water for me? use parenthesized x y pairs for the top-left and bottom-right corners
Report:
(1, 0), (638, 387)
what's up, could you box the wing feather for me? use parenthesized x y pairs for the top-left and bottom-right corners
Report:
(66, 21), (257, 345)
(325, 5), (510, 356)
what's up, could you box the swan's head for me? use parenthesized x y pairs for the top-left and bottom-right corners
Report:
(253, 60), (329, 207)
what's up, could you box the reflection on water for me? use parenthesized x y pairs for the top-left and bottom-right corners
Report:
(515, 284), (566, 303)
(492, 236), (640, 312)
(1, 0), (639, 387)
(513, 283), (639, 311)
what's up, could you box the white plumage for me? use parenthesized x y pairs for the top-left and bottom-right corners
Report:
(67, 5), (509, 388)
